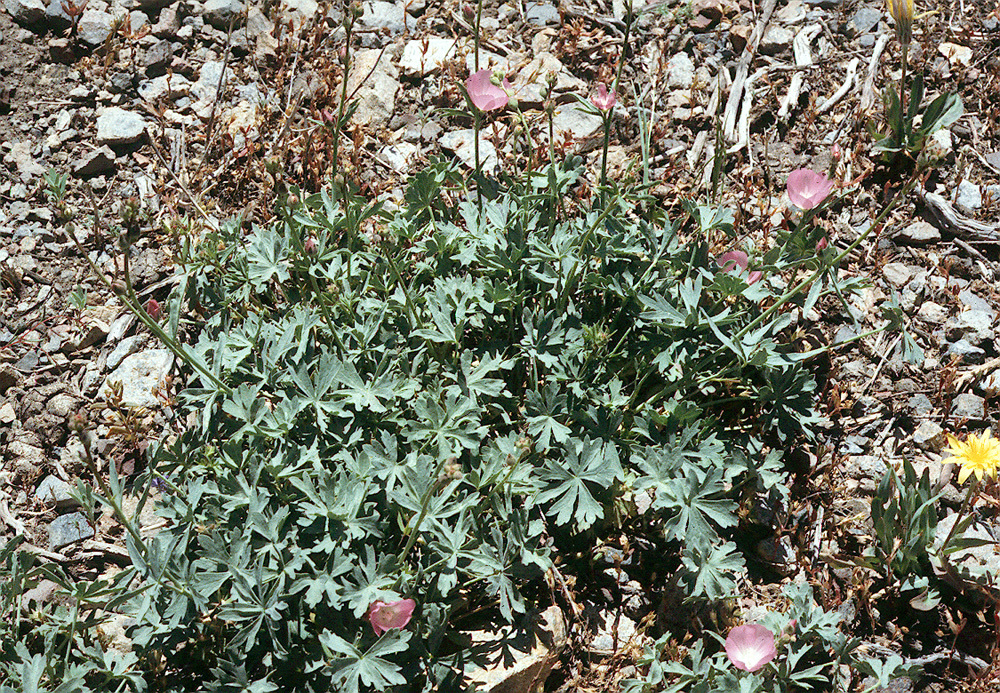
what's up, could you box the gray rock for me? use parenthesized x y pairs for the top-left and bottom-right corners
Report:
(20, 579), (60, 610)
(895, 220), (940, 244)
(589, 612), (638, 653)
(551, 104), (603, 141)
(464, 606), (566, 693)
(833, 324), (860, 344)
(881, 262), (912, 287)
(986, 152), (1000, 170)
(44, 0), (72, 30)
(47, 393), (78, 417)
(202, 0), (244, 28)
(946, 310), (994, 346)
(525, 1), (559, 25)
(952, 393), (985, 420)
(667, 52), (695, 89)
(280, 0), (317, 24)
(143, 39), (173, 77)
(36, 474), (78, 508)
(958, 289), (994, 317)
(439, 129), (498, 170)
(947, 338), (985, 365)
(907, 394), (933, 416)
(4, 0), (46, 25)
(99, 349), (173, 407)
(912, 419), (944, 450)
(107, 334), (143, 370)
(849, 5), (881, 35)
(77, 8), (114, 46)
(191, 60), (228, 102)
(96, 108), (147, 147)
(847, 455), (888, 492)
(151, 5), (180, 36)
(345, 48), (399, 127)
(49, 512), (95, 550)
(985, 185), (1000, 205)
(361, 0), (407, 32)
(759, 26), (793, 55)
(48, 37), (76, 63)
(916, 301), (948, 324)
(0, 364), (21, 393)
(954, 179), (982, 214)
(73, 146), (117, 177)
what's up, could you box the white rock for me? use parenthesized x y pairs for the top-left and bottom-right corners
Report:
(439, 129), (498, 170)
(881, 262), (911, 287)
(96, 107), (148, 146)
(346, 49), (400, 127)
(400, 37), (463, 77)
(100, 349), (173, 407)
(667, 52), (695, 89)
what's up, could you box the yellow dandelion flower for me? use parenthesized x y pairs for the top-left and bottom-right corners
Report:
(945, 430), (1000, 484)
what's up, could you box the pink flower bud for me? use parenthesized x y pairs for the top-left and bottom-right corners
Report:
(366, 599), (415, 636)
(786, 169), (834, 210)
(145, 298), (162, 321)
(725, 624), (777, 673)
(590, 83), (616, 111)
(465, 69), (510, 112)
(304, 236), (318, 254)
(816, 236), (828, 251)
(831, 143), (842, 161)
(462, 3), (475, 20)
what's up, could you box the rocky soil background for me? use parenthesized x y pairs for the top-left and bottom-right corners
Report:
(1, 0), (1000, 687)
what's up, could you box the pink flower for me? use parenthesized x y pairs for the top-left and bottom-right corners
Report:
(590, 83), (616, 111)
(303, 236), (318, 254)
(466, 69), (510, 112)
(366, 599), (415, 636)
(717, 250), (762, 284)
(816, 235), (828, 251)
(786, 169), (834, 210)
(725, 624), (777, 673)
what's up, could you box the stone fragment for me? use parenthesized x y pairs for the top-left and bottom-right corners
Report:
(21, 579), (60, 610)
(946, 310), (994, 346)
(44, 0), (71, 29)
(4, 0), (46, 25)
(667, 52), (695, 89)
(96, 107), (148, 147)
(5, 141), (45, 180)
(345, 49), (400, 127)
(848, 5), (880, 36)
(439, 129), (498, 170)
(144, 39), (173, 77)
(400, 37), (461, 76)
(952, 393), (985, 420)
(525, 1), (559, 25)
(912, 420), (944, 450)
(938, 42), (973, 67)
(99, 349), (173, 407)
(916, 301), (948, 324)
(895, 220), (940, 244)
(361, 0), (407, 32)
(107, 334), (144, 370)
(280, 0), (318, 25)
(551, 104), (602, 141)
(152, 5), (180, 36)
(759, 26), (793, 55)
(77, 8), (114, 46)
(589, 612), (638, 653)
(464, 606), (566, 693)
(49, 512), (95, 550)
(690, 0), (723, 30)
(73, 146), (117, 177)
(881, 262), (911, 287)
(947, 339), (985, 365)
(954, 179), (982, 214)
(203, 0), (245, 28)
(36, 474), (78, 508)
(48, 37), (76, 63)
(0, 364), (21, 394)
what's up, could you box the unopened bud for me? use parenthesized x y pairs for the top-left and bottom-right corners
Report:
(145, 298), (162, 321)
(69, 412), (87, 432)
(832, 143), (842, 161)
(112, 280), (127, 295)
(304, 236), (318, 254)
(462, 3), (475, 20)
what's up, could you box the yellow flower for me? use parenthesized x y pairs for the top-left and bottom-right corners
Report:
(885, 0), (914, 47)
(946, 431), (1000, 484)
